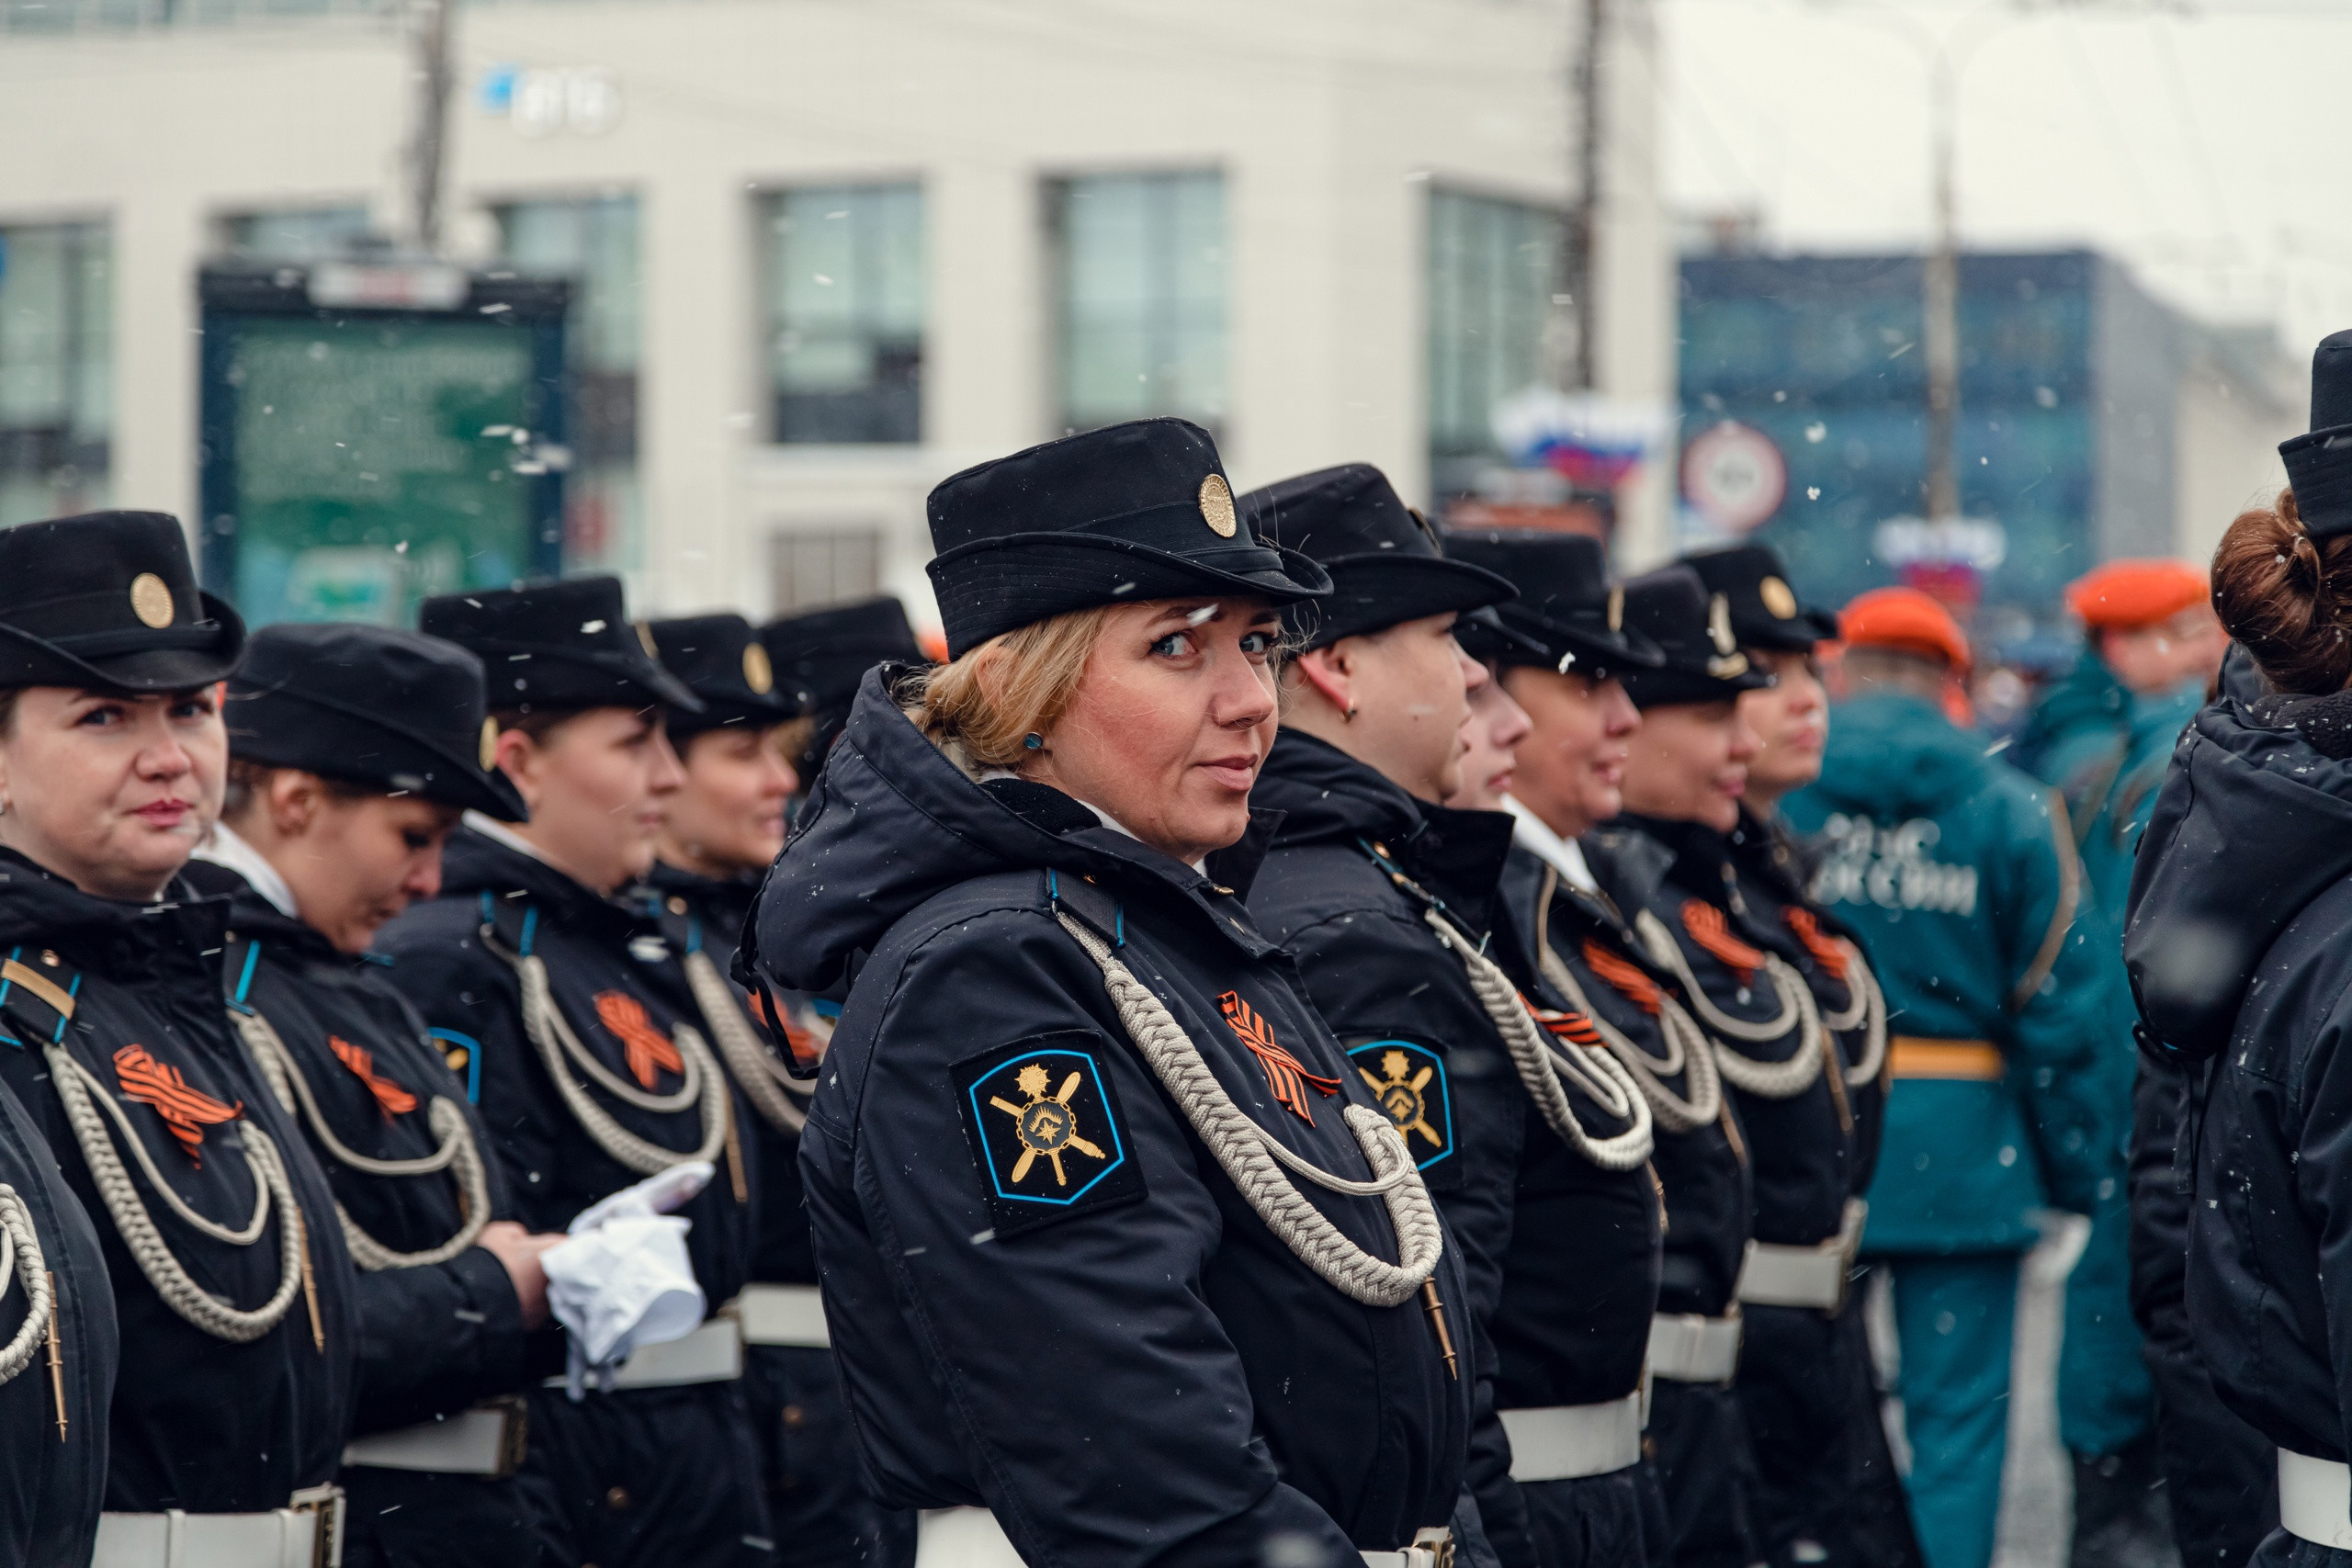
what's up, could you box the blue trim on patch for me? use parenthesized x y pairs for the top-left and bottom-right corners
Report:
(964, 1048), (1128, 1207)
(519, 907), (538, 957)
(233, 941), (262, 1008)
(52, 976), (78, 1044)
(0, 944), (17, 1014)
(430, 1028), (485, 1103)
(810, 999), (841, 1021)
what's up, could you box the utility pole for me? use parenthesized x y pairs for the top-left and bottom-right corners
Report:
(1563, 0), (1605, 391)
(1922, 48), (1960, 521)
(407, 0), (454, 254)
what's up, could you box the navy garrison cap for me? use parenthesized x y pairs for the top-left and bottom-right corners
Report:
(1443, 528), (1662, 679)
(228, 623), (526, 819)
(2284, 330), (2352, 541)
(1679, 542), (1839, 651)
(762, 596), (922, 718)
(646, 614), (803, 739)
(1239, 464), (1511, 649)
(925, 418), (1330, 660)
(0, 511), (244, 692)
(420, 577), (702, 715)
(1616, 565), (1775, 710)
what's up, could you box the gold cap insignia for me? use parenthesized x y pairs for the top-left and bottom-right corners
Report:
(635, 621), (658, 658)
(1606, 587), (1624, 633)
(129, 572), (175, 630)
(1759, 576), (1798, 620)
(741, 641), (774, 695)
(1707, 593), (1737, 656)
(1199, 474), (1238, 538)
(1707, 650), (1752, 680)
(478, 716), (501, 771)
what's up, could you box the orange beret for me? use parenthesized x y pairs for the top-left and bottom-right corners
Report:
(1838, 587), (1970, 671)
(2064, 558), (2209, 629)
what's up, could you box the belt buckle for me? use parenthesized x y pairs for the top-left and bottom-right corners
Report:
(288, 1483), (345, 1568)
(483, 1394), (530, 1478)
(1413, 1526), (1454, 1568)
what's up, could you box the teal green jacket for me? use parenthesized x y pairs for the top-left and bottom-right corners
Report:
(2019, 650), (2204, 926)
(1783, 691), (2122, 1254)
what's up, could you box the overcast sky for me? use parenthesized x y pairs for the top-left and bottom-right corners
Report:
(1657, 0), (2352, 371)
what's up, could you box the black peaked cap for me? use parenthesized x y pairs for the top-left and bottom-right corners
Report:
(1616, 565), (1775, 710)
(761, 596), (924, 718)
(419, 576), (702, 714)
(1239, 464), (1513, 649)
(2284, 329), (2352, 541)
(0, 511), (244, 692)
(228, 623), (526, 820)
(926, 417), (1330, 660)
(1442, 528), (1663, 679)
(647, 614), (804, 739)
(1679, 542), (1838, 651)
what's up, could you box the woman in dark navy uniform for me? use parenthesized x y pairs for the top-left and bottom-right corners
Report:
(2129, 330), (2352, 1566)
(0, 511), (357, 1568)
(0, 1073), (113, 1567)
(748, 418), (1482, 1568)
(642, 612), (911, 1568)
(1238, 470), (1660, 1568)
(189, 621), (571, 1568)
(375, 578), (774, 1568)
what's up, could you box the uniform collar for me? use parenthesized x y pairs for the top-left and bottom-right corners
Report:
(191, 822), (298, 919)
(1502, 795), (1598, 894)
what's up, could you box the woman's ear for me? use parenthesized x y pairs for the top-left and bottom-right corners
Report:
(267, 770), (322, 839)
(1291, 643), (1355, 717)
(492, 727), (542, 812)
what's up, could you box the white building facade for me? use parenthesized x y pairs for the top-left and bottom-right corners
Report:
(0, 0), (1672, 626)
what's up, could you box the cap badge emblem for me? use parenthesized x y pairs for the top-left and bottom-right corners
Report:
(128, 572), (175, 629)
(1708, 593), (1737, 656)
(1759, 576), (1799, 620)
(742, 641), (775, 695)
(478, 716), (500, 771)
(1606, 587), (1624, 633)
(635, 621), (658, 658)
(1199, 474), (1238, 539)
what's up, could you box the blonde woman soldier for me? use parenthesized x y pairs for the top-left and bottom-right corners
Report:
(743, 418), (1487, 1568)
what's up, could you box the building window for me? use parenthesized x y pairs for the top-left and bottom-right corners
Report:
(216, 206), (373, 263)
(763, 186), (924, 446)
(1428, 188), (1561, 484)
(495, 195), (642, 575)
(0, 221), (111, 528)
(771, 528), (881, 613)
(1051, 172), (1227, 434)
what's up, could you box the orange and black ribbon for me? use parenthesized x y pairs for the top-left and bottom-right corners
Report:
(329, 1036), (418, 1120)
(594, 992), (684, 1090)
(1782, 907), (1850, 983)
(1529, 1002), (1606, 1049)
(1679, 900), (1766, 984)
(113, 1044), (242, 1168)
(1218, 991), (1340, 1127)
(1581, 938), (1664, 1016)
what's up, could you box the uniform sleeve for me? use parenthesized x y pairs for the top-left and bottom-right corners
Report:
(1280, 908), (1533, 1568)
(1993, 784), (2126, 1217)
(349, 1247), (549, 1434)
(2292, 989), (2352, 1454)
(834, 909), (1368, 1568)
(374, 919), (563, 1235)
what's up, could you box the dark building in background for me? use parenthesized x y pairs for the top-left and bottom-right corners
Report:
(1678, 250), (2293, 647)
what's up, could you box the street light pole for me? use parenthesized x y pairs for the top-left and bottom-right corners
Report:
(1923, 48), (1961, 521)
(1571, 0), (1604, 391)
(407, 0), (453, 254)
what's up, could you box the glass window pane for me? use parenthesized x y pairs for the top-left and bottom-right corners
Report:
(764, 184), (925, 446)
(1428, 188), (1560, 464)
(217, 206), (373, 264)
(1054, 172), (1227, 434)
(0, 220), (112, 526)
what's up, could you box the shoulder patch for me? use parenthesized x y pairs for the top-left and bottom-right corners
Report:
(952, 1032), (1145, 1238)
(1347, 1039), (1453, 1172)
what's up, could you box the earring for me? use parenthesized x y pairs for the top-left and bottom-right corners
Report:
(1343, 705), (1359, 722)
(1023, 732), (1045, 750)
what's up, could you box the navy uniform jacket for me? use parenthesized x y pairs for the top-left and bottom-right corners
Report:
(1611, 816), (1852, 1252)
(0, 1075), (113, 1566)
(758, 676), (1476, 1568)
(182, 863), (548, 1435)
(0, 849), (358, 1511)
(1249, 731), (1656, 1568)
(1582, 829), (1753, 1317)
(647, 863), (815, 1286)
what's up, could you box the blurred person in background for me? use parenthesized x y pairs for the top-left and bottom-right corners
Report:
(378, 580), (774, 1568)
(1683, 545), (1921, 1568)
(760, 597), (925, 800)
(2124, 329), (2352, 1568)
(0, 512), (358, 1568)
(1782, 589), (2122, 1568)
(1243, 471), (1661, 1568)
(192, 622), (564, 1568)
(643, 614), (914, 1568)
(2019, 559), (2226, 1566)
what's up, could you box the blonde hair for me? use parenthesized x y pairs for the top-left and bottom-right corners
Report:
(904, 605), (1119, 771)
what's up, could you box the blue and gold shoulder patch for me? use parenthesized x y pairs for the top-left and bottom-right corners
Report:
(1349, 1039), (1453, 1172)
(952, 1032), (1146, 1237)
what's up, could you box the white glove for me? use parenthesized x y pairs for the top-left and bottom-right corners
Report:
(543, 1161), (715, 1397)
